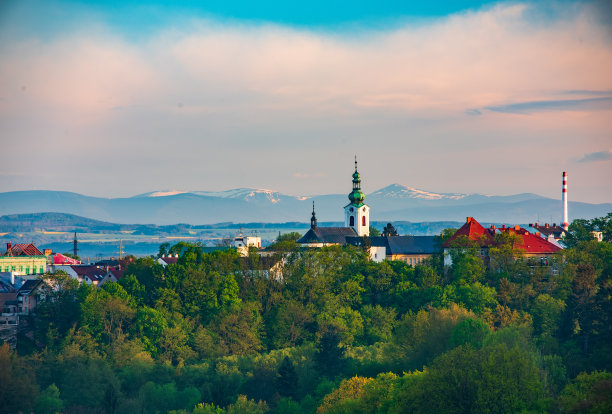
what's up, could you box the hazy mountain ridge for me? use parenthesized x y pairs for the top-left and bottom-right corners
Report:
(0, 185), (609, 225)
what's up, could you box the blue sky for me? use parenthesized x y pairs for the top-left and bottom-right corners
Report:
(0, 0), (611, 205)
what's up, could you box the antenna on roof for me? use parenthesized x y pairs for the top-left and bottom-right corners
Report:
(119, 239), (124, 260)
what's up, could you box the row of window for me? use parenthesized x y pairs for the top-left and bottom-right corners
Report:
(405, 257), (425, 265)
(0, 265), (45, 273)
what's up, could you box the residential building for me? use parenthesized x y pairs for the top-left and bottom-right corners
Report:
(442, 217), (562, 266)
(0, 243), (49, 275)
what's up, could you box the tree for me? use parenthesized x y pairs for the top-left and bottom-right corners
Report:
(558, 371), (612, 413)
(407, 344), (545, 414)
(35, 384), (64, 414)
(315, 327), (346, 377)
(317, 376), (373, 414)
(369, 226), (381, 237)
(227, 395), (268, 414)
(0, 343), (37, 414)
(448, 317), (490, 349)
(276, 356), (298, 398)
(564, 263), (599, 355)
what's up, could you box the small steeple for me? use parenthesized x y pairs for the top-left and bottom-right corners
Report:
(310, 201), (317, 229)
(348, 156), (365, 206)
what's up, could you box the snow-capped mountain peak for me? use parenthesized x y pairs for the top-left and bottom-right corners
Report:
(369, 184), (467, 200)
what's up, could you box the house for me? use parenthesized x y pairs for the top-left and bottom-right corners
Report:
(16, 279), (45, 314)
(0, 280), (18, 331)
(442, 217), (562, 266)
(0, 243), (50, 275)
(53, 265), (107, 286)
(527, 223), (567, 242)
(234, 235), (262, 256)
(158, 255), (179, 267)
(346, 235), (437, 263)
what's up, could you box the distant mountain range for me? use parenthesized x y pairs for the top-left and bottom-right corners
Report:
(0, 185), (609, 225)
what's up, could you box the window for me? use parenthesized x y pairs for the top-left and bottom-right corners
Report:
(362, 216), (366, 226)
(350, 216), (355, 226)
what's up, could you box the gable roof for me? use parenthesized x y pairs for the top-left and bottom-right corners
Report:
(443, 217), (561, 254)
(159, 256), (179, 266)
(442, 217), (493, 248)
(528, 223), (566, 239)
(18, 279), (43, 294)
(297, 227), (358, 244)
(70, 265), (106, 283)
(4, 243), (43, 256)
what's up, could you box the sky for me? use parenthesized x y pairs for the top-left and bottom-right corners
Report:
(0, 0), (611, 203)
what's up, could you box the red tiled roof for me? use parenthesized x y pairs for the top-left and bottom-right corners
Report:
(510, 230), (561, 254)
(160, 256), (178, 265)
(53, 253), (81, 265)
(5, 243), (43, 256)
(443, 217), (561, 254)
(107, 268), (124, 280)
(442, 217), (494, 248)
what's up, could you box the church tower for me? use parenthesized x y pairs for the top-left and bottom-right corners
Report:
(344, 157), (369, 236)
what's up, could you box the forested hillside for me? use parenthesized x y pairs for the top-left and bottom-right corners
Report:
(2, 219), (611, 413)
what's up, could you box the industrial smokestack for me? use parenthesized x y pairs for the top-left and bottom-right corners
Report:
(562, 171), (569, 231)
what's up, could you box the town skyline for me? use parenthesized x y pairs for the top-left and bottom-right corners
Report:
(1, 0), (611, 203)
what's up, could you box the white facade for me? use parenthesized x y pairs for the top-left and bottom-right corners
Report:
(344, 204), (370, 236)
(370, 245), (386, 262)
(234, 236), (261, 256)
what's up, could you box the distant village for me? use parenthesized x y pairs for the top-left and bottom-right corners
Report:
(0, 163), (604, 347)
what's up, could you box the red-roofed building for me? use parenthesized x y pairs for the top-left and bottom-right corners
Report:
(53, 253), (81, 265)
(1, 243), (49, 275)
(157, 255), (179, 267)
(443, 217), (562, 266)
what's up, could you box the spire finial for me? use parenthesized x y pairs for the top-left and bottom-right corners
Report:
(310, 200), (317, 229)
(354, 155), (358, 172)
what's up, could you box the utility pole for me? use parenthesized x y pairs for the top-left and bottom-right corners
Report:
(119, 239), (124, 260)
(73, 232), (78, 258)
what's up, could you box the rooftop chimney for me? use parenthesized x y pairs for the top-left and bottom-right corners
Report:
(545, 223), (549, 228)
(562, 171), (569, 231)
(6, 242), (11, 252)
(466, 217), (472, 223)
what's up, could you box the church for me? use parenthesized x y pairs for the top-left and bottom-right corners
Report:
(297, 160), (436, 264)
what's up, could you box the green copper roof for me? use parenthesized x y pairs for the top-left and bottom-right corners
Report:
(348, 158), (365, 206)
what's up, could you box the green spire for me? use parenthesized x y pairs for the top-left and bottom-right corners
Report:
(348, 156), (365, 206)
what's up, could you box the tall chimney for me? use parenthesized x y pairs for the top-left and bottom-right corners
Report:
(562, 172), (569, 231)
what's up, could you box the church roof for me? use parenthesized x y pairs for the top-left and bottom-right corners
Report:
(346, 236), (437, 255)
(297, 227), (358, 244)
(385, 236), (437, 255)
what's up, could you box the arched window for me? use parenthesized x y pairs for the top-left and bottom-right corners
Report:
(350, 216), (355, 226)
(362, 216), (366, 226)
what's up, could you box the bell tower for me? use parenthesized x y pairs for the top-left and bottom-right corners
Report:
(344, 157), (369, 236)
